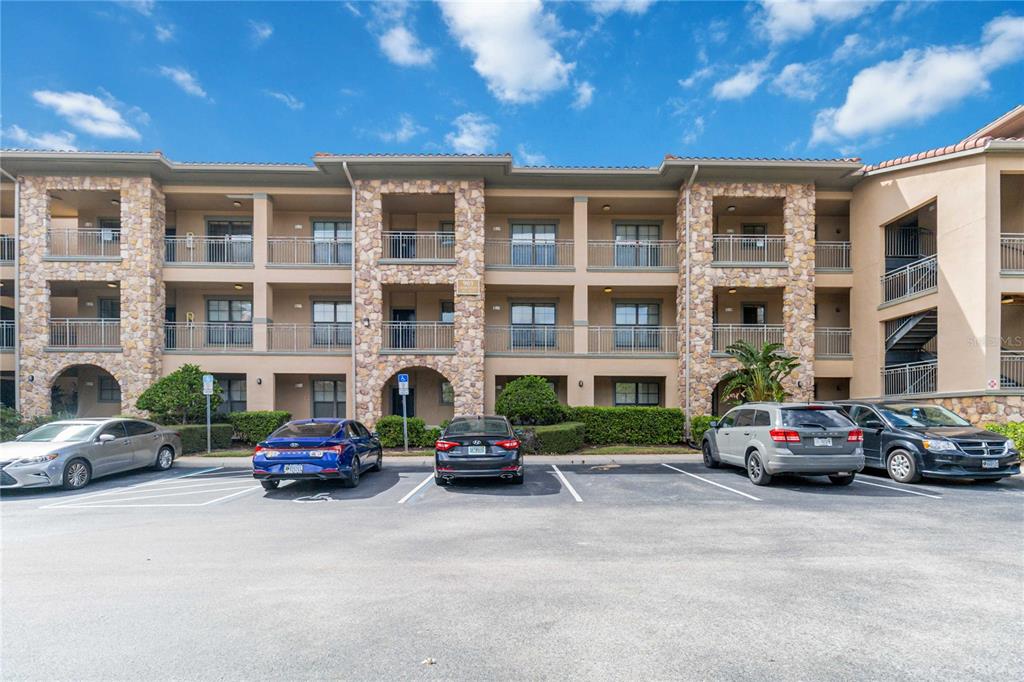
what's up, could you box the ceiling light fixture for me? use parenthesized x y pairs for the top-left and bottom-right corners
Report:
(727, 288), (737, 294)
(110, 199), (121, 206)
(602, 204), (611, 212)
(106, 282), (118, 288)
(1002, 296), (1015, 304)
(232, 200), (242, 208)
(233, 284), (243, 290)
(603, 287), (613, 293)
(727, 205), (736, 212)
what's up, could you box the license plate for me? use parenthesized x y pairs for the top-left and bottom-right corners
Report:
(982, 459), (999, 469)
(814, 438), (833, 447)
(284, 464), (303, 474)
(468, 446), (487, 455)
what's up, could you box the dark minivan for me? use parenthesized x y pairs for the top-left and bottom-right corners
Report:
(434, 415), (523, 485)
(835, 401), (1020, 483)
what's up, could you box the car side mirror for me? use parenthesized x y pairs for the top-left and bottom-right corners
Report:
(98, 433), (116, 443)
(513, 429), (525, 438)
(14, 434), (23, 441)
(370, 432), (379, 440)
(709, 420), (720, 429)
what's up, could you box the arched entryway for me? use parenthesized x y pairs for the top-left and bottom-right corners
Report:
(709, 376), (735, 418)
(380, 366), (455, 427)
(50, 364), (122, 418)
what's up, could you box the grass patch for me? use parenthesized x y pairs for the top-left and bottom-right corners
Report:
(575, 444), (697, 456)
(383, 447), (434, 456)
(195, 449), (254, 457)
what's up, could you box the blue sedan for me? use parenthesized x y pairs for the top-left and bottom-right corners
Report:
(251, 418), (382, 491)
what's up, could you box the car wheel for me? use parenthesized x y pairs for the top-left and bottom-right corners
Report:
(62, 459), (91, 490)
(828, 473), (856, 486)
(370, 449), (383, 472)
(154, 446), (175, 471)
(260, 480), (279, 491)
(746, 452), (772, 486)
(702, 442), (720, 469)
(886, 449), (921, 483)
(342, 457), (361, 488)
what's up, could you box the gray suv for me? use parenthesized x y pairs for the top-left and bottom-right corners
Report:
(702, 403), (865, 486)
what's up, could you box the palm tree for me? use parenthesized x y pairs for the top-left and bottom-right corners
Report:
(719, 340), (800, 405)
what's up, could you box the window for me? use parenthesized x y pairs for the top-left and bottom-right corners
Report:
(614, 222), (662, 267)
(216, 377), (247, 414)
(614, 303), (661, 350)
(718, 410), (738, 428)
(98, 219), (121, 250)
(511, 302), (556, 348)
(439, 220), (455, 248)
(124, 420), (156, 436)
(98, 376), (121, 403)
(753, 410), (772, 427)
(780, 408), (853, 428)
(847, 406), (882, 427)
(741, 223), (767, 235)
(207, 299), (253, 346)
(312, 301), (352, 347)
(440, 381), (454, 405)
(313, 379), (346, 418)
(205, 219), (253, 262)
(614, 381), (660, 406)
(510, 222), (557, 266)
(440, 301), (454, 324)
(98, 298), (120, 320)
(98, 422), (128, 440)
(312, 220), (352, 264)
(733, 409), (755, 427)
(271, 421), (341, 439)
(353, 422), (371, 438)
(741, 304), (766, 325)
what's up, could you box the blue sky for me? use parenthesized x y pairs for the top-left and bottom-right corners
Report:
(2, 1), (1022, 166)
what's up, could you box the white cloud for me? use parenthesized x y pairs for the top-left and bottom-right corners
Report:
(379, 114), (427, 143)
(831, 33), (863, 61)
(681, 116), (705, 145)
(120, 0), (155, 16)
(679, 65), (713, 88)
(265, 90), (304, 110)
(572, 81), (595, 110)
(589, 0), (654, 15)
(344, 2), (362, 18)
(439, 0), (574, 104)
(379, 25), (434, 66)
(32, 90), (141, 140)
(4, 125), (78, 151)
(812, 15), (1024, 144)
(155, 23), (174, 42)
(249, 20), (273, 45)
(159, 66), (209, 99)
(445, 113), (498, 154)
(756, 0), (879, 44)
(712, 59), (771, 100)
(516, 143), (547, 165)
(772, 62), (821, 101)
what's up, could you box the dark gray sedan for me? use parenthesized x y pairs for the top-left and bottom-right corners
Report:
(0, 418), (182, 491)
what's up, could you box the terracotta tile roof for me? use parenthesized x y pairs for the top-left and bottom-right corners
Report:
(664, 153), (860, 163)
(312, 152), (511, 159)
(861, 136), (1024, 172)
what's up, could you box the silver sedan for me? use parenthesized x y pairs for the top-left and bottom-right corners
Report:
(0, 418), (182, 491)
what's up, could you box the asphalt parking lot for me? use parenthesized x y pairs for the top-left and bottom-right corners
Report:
(2, 454), (1022, 681)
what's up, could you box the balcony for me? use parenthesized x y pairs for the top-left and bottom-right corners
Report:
(815, 241), (851, 271)
(0, 235), (14, 263)
(881, 255), (937, 304)
(163, 323), (253, 352)
(712, 324), (784, 354)
(815, 327), (852, 358)
(268, 238), (351, 266)
(267, 323), (352, 353)
(381, 321), (454, 353)
(381, 232), (454, 262)
(164, 236), (253, 265)
(46, 229), (121, 259)
(48, 319), (120, 350)
(588, 326), (678, 355)
(485, 240), (574, 269)
(1001, 350), (1024, 388)
(882, 360), (937, 396)
(712, 235), (786, 266)
(0, 320), (13, 350)
(587, 241), (678, 270)
(1001, 234), (1024, 274)
(485, 325), (574, 354)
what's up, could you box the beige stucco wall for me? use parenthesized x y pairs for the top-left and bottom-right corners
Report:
(716, 213), (784, 236)
(816, 215), (850, 241)
(1002, 174), (1024, 233)
(714, 288), (784, 324)
(587, 214), (673, 241)
(274, 373), (347, 420)
(816, 290), (850, 327)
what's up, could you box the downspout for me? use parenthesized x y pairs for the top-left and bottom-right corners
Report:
(1, 168), (19, 413)
(342, 162), (358, 420)
(683, 164), (699, 441)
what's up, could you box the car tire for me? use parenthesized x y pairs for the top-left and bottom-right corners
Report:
(746, 452), (772, 486)
(508, 473), (524, 485)
(342, 457), (361, 488)
(62, 459), (92, 490)
(260, 480), (279, 491)
(702, 442), (720, 469)
(886, 449), (921, 483)
(154, 446), (175, 471)
(370, 450), (383, 472)
(828, 473), (856, 486)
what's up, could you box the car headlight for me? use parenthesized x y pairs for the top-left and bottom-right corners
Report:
(922, 439), (957, 452)
(14, 453), (59, 465)
(1004, 439), (1015, 453)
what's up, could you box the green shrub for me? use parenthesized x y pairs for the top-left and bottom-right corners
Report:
(374, 415), (439, 448)
(0, 409), (64, 442)
(169, 423), (233, 454)
(531, 422), (585, 454)
(229, 410), (291, 444)
(983, 422), (1024, 460)
(495, 376), (565, 425)
(136, 364), (222, 424)
(689, 415), (719, 445)
(565, 406), (685, 445)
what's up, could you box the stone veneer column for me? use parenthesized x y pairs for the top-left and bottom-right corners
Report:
(678, 182), (816, 417)
(18, 176), (165, 417)
(352, 179), (486, 426)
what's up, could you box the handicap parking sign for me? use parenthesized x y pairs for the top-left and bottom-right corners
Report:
(397, 373), (409, 384)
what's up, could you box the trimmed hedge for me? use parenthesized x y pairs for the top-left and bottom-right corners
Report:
(496, 376), (565, 425)
(230, 410), (291, 444)
(983, 422), (1024, 460)
(532, 422), (585, 454)
(169, 423), (233, 454)
(375, 415), (441, 448)
(689, 415), (719, 445)
(565, 406), (685, 445)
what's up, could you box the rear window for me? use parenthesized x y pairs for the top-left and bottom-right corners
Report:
(780, 408), (853, 429)
(269, 422), (341, 439)
(444, 418), (511, 437)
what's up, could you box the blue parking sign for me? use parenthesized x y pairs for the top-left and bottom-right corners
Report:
(397, 373), (409, 384)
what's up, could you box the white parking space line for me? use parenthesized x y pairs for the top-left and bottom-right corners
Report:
(854, 479), (942, 499)
(398, 473), (434, 504)
(661, 463), (762, 501)
(199, 486), (263, 505)
(56, 484), (257, 507)
(130, 467), (225, 487)
(551, 465), (582, 502)
(38, 467), (228, 509)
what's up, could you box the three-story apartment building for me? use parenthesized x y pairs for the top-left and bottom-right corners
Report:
(1, 106), (1022, 427)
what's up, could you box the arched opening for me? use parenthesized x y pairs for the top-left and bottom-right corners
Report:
(50, 364), (121, 418)
(710, 376), (734, 418)
(380, 366), (454, 427)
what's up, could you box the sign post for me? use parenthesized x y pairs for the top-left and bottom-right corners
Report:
(397, 373), (410, 453)
(202, 374), (215, 454)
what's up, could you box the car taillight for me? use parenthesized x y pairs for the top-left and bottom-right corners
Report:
(435, 440), (458, 452)
(769, 429), (801, 443)
(847, 429), (864, 442)
(495, 439), (520, 450)
(253, 445), (264, 454)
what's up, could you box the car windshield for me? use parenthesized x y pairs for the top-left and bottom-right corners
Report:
(445, 418), (510, 437)
(269, 422), (341, 439)
(780, 408), (853, 429)
(19, 422), (98, 442)
(878, 404), (970, 428)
